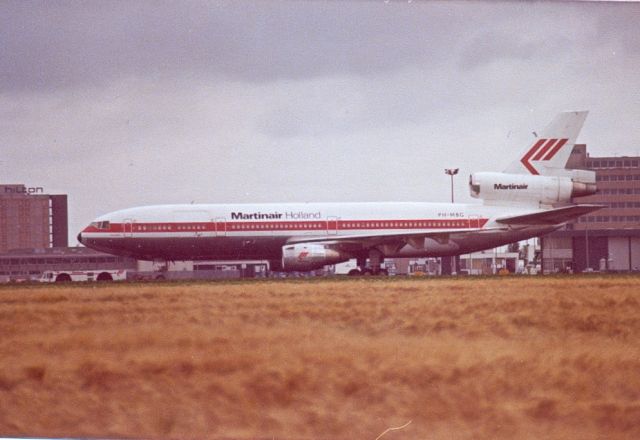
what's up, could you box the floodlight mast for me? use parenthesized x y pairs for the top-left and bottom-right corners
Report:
(445, 168), (459, 203)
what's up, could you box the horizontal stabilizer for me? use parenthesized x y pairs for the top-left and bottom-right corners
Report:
(495, 204), (604, 225)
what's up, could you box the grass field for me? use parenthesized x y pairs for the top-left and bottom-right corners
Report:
(1, 276), (639, 439)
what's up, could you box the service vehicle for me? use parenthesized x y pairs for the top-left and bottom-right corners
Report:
(39, 269), (127, 283)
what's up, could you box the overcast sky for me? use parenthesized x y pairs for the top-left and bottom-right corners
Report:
(2, 0), (640, 244)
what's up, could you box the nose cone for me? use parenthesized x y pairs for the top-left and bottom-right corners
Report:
(77, 232), (84, 245)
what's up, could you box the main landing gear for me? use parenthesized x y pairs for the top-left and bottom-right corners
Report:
(347, 250), (389, 276)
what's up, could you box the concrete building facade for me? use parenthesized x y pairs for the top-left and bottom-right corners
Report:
(542, 145), (640, 272)
(0, 184), (68, 252)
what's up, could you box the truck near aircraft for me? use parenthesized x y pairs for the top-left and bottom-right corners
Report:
(39, 269), (127, 283)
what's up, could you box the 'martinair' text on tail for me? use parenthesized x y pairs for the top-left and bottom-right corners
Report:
(469, 111), (597, 207)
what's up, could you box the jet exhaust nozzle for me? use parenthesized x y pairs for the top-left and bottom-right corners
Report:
(571, 181), (597, 198)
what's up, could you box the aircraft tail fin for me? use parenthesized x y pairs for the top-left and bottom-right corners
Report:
(504, 111), (588, 176)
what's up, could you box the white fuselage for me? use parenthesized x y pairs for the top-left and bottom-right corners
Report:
(79, 201), (556, 267)
(78, 111), (598, 272)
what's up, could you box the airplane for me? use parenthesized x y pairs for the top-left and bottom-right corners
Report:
(78, 111), (602, 275)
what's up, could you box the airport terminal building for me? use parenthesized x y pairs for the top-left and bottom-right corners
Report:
(541, 145), (640, 272)
(0, 183), (137, 281)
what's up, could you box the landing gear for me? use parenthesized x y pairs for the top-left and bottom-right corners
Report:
(355, 268), (388, 276)
(357, 256), (367, 273)
(350, 250), (388, 276)
(368, 249), (384, 275)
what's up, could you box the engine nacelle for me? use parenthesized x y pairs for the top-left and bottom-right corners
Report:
(281, 243), (349, 271)
(469, 171), (596, 205)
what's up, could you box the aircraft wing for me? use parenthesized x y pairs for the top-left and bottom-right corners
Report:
(285, 204), (602, 251)
(495, 204), (604, 225)
(285, 226), (506, 251)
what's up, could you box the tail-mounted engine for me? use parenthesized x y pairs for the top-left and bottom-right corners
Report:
(282, 243), (350, 271)
(469, 171), (596, 206)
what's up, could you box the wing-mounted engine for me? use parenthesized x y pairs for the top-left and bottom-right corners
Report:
(282, 243), (351, 271)
(469, 171), (596, 206)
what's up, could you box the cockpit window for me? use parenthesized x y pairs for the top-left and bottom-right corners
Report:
(91, 221), (110, 230)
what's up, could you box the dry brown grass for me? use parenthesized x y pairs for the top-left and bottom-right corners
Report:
(1, 276), (639, 439)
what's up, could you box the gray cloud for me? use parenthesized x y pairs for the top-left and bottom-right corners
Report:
(1, 1), (473, 92)
(459, 32), (539, 71)
(1, 1), (640, 243)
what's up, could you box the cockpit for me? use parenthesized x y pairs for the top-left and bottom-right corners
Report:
(90, 220), (110, 230)
(78, 219), (112, 250)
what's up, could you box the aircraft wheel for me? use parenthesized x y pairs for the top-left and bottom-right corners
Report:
(361, 269), (373, 276)
(347, 269), (361, 276)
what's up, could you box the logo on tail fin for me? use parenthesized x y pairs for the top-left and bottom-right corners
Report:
(520, 138), (569, 175)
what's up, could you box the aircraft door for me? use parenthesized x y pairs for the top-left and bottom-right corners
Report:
(327, 216), (339, 235)
(215, 217), (226, 237)
(123, 219), (133, 237)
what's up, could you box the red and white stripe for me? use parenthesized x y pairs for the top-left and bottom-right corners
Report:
(83, 217), (490, 236)
(520, 138), (569, 175)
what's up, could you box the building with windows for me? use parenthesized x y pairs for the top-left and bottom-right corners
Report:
(0, 183), (141, 282)
(541, 145), (640, 272)
(0, 183), (68, 252)
(0, 246), (138, 282)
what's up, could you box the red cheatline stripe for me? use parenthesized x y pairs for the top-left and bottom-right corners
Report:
(520, 138), (546, 175)
(543, 138), (568, 161)
(532, 138), (558, 161)
(84, 218), (491, 234)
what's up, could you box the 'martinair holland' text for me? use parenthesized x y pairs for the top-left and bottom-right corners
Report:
(231, 211), (322, 220)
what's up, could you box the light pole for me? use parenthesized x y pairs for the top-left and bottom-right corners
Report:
(444, 168), (460, 275)
(445, 168), (459, 203)
(585, 222), (590, 271)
